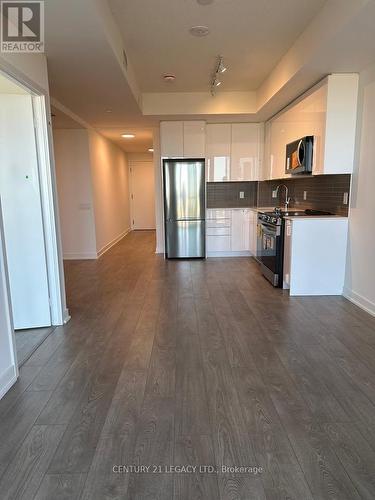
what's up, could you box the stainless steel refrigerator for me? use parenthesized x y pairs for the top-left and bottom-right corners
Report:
(163, 159), (205, 259)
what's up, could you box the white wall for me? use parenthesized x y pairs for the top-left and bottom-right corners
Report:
(54, 129), (131, 258)
(88, 130), (131, 255)
(345, 62), (375, 316)
(54, 130), (97, 259)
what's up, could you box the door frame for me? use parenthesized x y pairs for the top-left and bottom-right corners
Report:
(0, 66), (69, 328)
(129, 159), (156, 230)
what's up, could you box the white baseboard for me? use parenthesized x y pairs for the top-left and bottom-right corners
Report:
(63, 252), (98, 260)
(0, 364), (17, 400)
(97, 228), (131, 258)
(63, 308), (71, 324)
(343, 287), (375, 317)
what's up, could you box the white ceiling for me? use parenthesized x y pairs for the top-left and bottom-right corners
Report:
(109, 0), (326, 92)
(99, 128), (154, 153)
(43, 0), (375, 153)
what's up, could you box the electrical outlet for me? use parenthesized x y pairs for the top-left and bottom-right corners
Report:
(239, 191), (245, 199)
(272, 190), (277, 198)
(303, 191), (307, 201)
(343, 192), (349, 205)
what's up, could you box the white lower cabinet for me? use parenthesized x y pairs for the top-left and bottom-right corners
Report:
(283, 217), (348, 295)
(206, 208), (257, 256)
(249, 209), (258, 256)
(231, 209), (250, 252)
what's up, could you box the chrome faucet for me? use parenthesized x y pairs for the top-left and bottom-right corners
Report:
(275, 184), (291, 212)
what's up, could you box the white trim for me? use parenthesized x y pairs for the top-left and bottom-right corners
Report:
(0, 198), (18, 396)
(0, 365), (17, 400)
(343, 287), (375, 317)
(63, 252), (98, 260)
(97, 228), (131, 258)
(32, 95), (67, 326)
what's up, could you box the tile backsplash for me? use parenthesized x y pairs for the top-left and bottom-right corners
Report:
(257, 174), (351, 216)
(207, 181), (258, 208)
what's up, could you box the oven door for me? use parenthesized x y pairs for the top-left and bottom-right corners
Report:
(257, 221), (282, 287)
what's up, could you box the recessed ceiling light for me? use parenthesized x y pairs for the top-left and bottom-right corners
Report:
(105, 109), (113, 113)
(148, 148), (154, 152)
(189, 25), (210, 37)
(163, 74), (176, 82)
(121, 134), (135, 138)
(197, 0), (214, 4)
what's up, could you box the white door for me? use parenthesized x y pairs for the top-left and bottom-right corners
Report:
(0, 94), (51, 330)
(130, 161), (156, 230)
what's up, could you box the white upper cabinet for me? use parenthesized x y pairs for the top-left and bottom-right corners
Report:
(160, 120), (205, 158)
(183, 121), (206, 158)
(265, 74), (359, 179)
(231, 123), (261, 181)
(206, 123), (262, 182)
(206, 124), (231, 182)
(160, 121), (184, 157)
(319, 74), (358, 175)
(262, 121), (272, 181)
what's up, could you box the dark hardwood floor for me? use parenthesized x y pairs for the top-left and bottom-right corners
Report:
(15, 327), (56, 366)
(1, 230), (375, 499)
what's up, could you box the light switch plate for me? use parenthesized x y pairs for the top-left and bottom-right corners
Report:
(303, 191), (307, 201)
(343, 192), (349, 205)
(79, 203), (91, 210)
(239, 191), (245, 199)
(272, 190), (277, 198)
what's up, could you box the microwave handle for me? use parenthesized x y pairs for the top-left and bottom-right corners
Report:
(297, 139), (305, 167)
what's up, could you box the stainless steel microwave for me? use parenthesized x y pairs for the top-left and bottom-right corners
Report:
(285, 136), (314, 175)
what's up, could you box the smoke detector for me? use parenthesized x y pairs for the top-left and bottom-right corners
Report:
(163, 74), (176, 82)
(189, 25), (210, 37)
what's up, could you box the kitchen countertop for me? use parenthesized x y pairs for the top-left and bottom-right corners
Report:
(284, 215), (348, 220)
(252, 207), (348, 219)
(208, 206), (348, 219)
(207, 206), (258, 210)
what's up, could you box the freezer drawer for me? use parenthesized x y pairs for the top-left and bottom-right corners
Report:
(166, 220), (205, 258)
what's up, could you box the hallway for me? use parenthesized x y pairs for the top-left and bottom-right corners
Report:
(0, 231), (375, 499)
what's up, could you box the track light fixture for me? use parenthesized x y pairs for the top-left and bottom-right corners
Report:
(211, 56), (227, 96)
